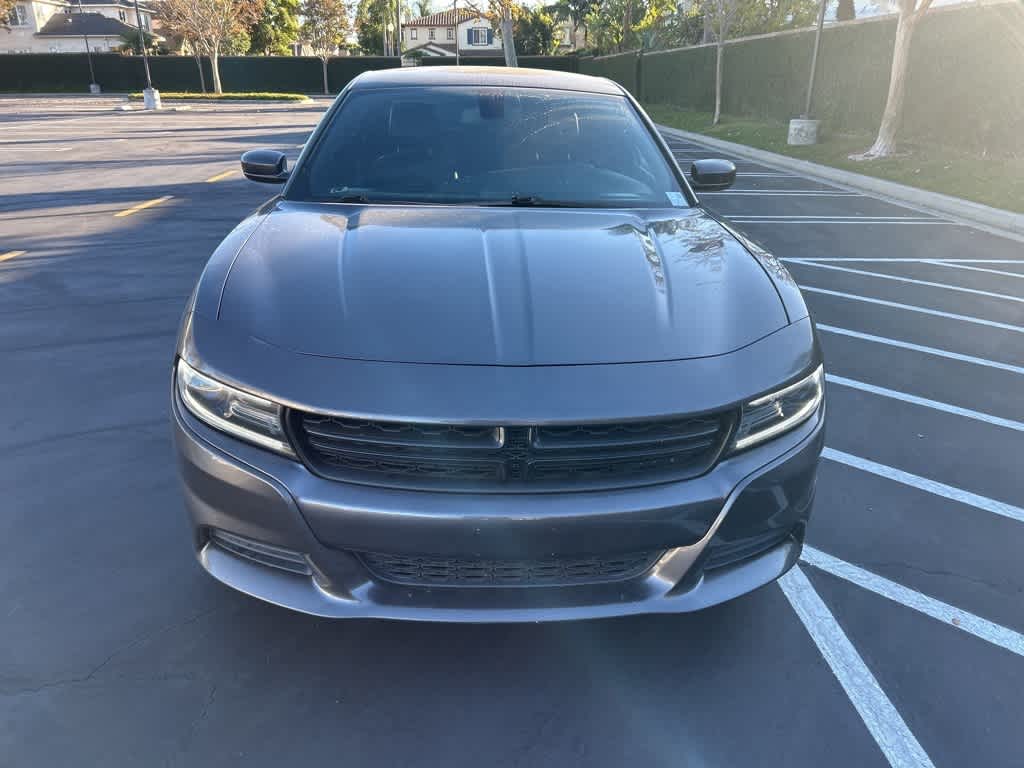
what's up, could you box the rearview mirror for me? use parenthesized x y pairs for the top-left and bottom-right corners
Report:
(689, 159), (736, 192)
(241, 149), (289, 184)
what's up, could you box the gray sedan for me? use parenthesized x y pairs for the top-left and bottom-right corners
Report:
(171, 67), (824, 622)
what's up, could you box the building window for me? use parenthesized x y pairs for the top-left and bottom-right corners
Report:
(142, 14), (150, 29)
(428, 27), (435, 40)
(118, 9), (126, 20)
(410, 27), (417, 39)
(446, 27), (453, 40)
(7, 4), (28, 26)
(471, 28), (488, 45)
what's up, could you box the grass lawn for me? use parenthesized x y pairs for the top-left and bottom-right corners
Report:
(645, 104), (1024, 215)
(128, 91), (311, 102)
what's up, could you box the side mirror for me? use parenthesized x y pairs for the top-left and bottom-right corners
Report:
(241, 149), (289, 184)
(689, 159), (736, 192)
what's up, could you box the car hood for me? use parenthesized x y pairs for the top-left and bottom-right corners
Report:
(216, 202), (788, 366)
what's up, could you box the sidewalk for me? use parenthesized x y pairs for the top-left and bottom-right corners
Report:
(658, 125), (1024, 239)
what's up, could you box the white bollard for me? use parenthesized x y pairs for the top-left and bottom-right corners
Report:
(143, 88), (162, 111)
(787, 118), (819, 146)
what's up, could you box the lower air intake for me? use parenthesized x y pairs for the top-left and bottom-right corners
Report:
(358, 550), (663, 587)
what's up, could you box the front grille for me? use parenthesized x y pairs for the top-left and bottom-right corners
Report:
(359, 550), (664, 587)
(288, 412), (733, 492)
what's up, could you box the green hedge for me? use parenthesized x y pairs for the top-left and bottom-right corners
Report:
(579, 52), (638, 94)
(642, 47), (714, 109)
(0, 54), (401, 94)
(639, 3), (1024, 155)
(417, 56), (578, 71)
(327, 56), (401, 91)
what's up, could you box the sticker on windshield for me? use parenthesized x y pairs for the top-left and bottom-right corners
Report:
(666, 191), (686, 207)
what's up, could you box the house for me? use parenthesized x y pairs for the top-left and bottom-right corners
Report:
(553, 19), (586, 52)
(3, 0), (158, 54)
(400, 8), (503, 59)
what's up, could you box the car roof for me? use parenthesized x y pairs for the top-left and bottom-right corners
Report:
(349, 66), (626, 96)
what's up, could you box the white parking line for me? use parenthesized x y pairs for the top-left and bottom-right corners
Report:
(723, 172), (800, 178)
(701, 190), (861, 197)
(801, 285), (1024, 335)
(817, 324), (1024, 376)
(933, 262), (1024, 280)
(778, 566), (936, 768)
(791, 261), (1024, 304)
(801, 547), (1024, 659)
(733, 218), (951, 225)
(822, 447), (1024, 525)
(788, 258), (1024, 264)
(826, 374), (1024, 433)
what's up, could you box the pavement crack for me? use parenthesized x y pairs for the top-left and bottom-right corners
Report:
(190, 684), (218, 735)
(3, 418), (170, 455)
(862, 560), (1021, 598)
(1, 606), (220, 698)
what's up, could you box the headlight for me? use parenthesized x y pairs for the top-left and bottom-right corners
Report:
(176, 358), (295, 457)
(733, 365), (823, 451)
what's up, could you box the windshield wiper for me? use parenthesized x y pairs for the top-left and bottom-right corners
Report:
(481, 195), (585, 208)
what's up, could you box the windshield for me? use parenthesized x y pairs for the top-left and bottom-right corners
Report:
(288, 86), (690, 208)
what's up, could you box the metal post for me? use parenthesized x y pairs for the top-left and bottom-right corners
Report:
(76, 0), (97, 91)
(395, 0), (401, 56)
(454, 0), (459, 65)
(133, 0), (152, 89)
(803, 0), (827, 118)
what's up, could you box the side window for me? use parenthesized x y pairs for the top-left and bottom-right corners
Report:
(7, 4), (28, 26)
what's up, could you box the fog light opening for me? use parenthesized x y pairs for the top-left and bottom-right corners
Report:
(209, 529), (312, 576)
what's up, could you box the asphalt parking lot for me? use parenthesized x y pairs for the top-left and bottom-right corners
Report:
(2, 95), (1022, 768)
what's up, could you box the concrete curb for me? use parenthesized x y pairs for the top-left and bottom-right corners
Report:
(657, 125), (1024, 238)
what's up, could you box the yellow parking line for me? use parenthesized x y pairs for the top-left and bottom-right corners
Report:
(206, 169), (237, 183)
(114, 195), (173, 217)
(0, 250), (26, 262)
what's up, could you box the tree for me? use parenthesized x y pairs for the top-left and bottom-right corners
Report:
(248, 0), (299, 54)
(157, 0), (264, 94)
(554, 0), (596, 48)
(835, 0), (855, 21)
(584, 0), (633, 53)
(2, 0), (19, 30)
(515, 6), (557, 54)
(734, 0), (817, 37)
(301, 0), (348, 94)
(414, 0), (430, 17)
(853, 0), (933, 159)
(707, 0), (741, 125)
(466, 0), (521, 66)
(119, 28), (158, 54)
(355, 0), (386, 54)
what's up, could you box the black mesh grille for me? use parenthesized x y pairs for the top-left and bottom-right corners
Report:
(359, 550), (664, 587)
(289, 412), (732, 492)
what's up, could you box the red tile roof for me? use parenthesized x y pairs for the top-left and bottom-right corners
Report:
(404, 8), (480, 26)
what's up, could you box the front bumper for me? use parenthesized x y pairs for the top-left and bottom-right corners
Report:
(172, 391), (823, 623)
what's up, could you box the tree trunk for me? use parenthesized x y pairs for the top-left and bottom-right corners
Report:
(321, 57), (329, 95)
(501, 16), (517, 67)
(713, 41), (723, 125)
(210, 46), (223, 94)
(621, 0), (633, 51)
(194, 52), (206, 94)
(858, 12), (918, 158)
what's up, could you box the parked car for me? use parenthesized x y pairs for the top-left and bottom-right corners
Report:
(171, 67), (824, 622)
